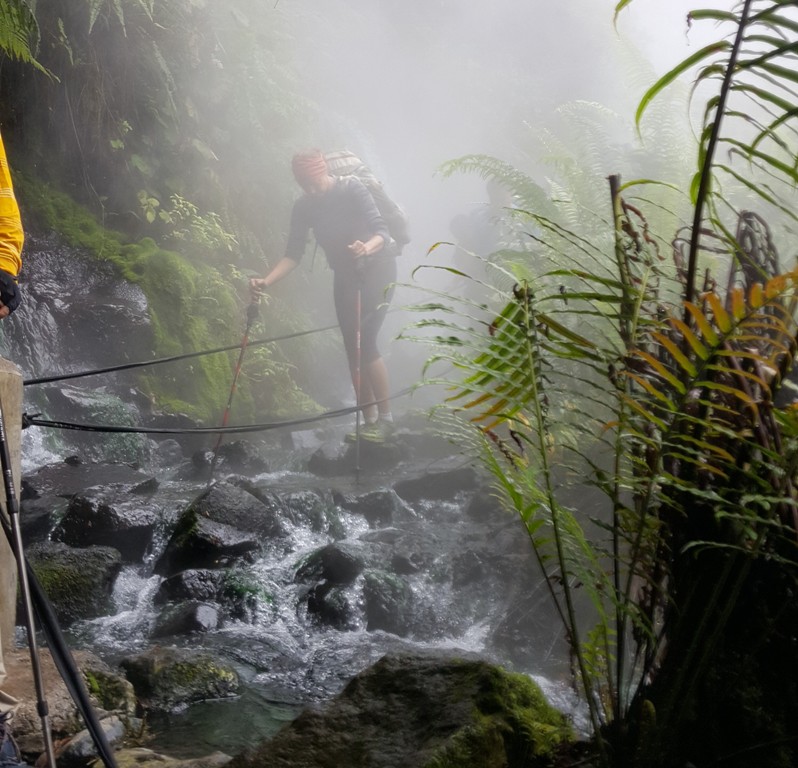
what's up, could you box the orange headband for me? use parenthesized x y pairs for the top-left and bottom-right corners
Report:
(292, 151), (328, 184)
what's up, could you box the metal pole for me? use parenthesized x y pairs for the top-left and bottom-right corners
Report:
(0, 401), (57, 767)
(354, 282), (362, 483)
(207, 300), (259, 485)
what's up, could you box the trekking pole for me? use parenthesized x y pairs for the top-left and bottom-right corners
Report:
(353, 282), (362, 484)
(0, 400), (57, 768)
(207, 299), (259, 485)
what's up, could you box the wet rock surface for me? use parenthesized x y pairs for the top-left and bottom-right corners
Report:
(119, 647), (240, 714)
(9, 417), (567, 764)
(21, 541), (123, 626)
(226, 651), (574, 768)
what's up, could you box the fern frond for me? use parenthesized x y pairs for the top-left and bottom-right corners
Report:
(0, 0), (45, 72)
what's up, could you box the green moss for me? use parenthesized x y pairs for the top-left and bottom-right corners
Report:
(84, 670), (102, 697)
(15, 176), (250, 421)
(16, 174), (323, 424)
(424, 662), (574, 768)
(164, 659), (237, 690)
(171, 509), (200, 548)
(221, 568), (271, 602)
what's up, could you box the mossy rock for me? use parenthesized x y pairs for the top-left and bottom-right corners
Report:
(119, 646), (239, 714)
(227, 651), (574, 768)
(22, 542), (123, 626)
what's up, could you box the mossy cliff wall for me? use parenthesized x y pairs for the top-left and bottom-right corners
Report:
(15, 175), (288, 424)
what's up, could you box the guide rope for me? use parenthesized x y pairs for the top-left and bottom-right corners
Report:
(22, 323), (339, 386)
(22, 387), (415, 436)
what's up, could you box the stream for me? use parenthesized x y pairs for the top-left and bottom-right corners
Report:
(4, 235), (584, 759)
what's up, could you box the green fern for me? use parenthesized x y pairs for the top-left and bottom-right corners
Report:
(0, 0), (45, 71)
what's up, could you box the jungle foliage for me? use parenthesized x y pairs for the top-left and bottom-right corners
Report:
(413, 2), (798, 766)
(0, 0), (334, 421)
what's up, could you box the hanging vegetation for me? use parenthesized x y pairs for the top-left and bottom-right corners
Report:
(0, 0), (335, 422)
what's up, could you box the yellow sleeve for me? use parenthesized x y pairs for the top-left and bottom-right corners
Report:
(0, 132), (23, 277)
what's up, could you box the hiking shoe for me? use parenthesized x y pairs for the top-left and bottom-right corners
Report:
(344, 422), (374, 444)
(344, 420), (395, 444)
(360, 419), (395, 443)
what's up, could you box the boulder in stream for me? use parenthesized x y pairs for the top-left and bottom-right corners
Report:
(52, 482), (164, 561)
(119, 646), (240, 714)
(154, 481), (286, 576)
(22, 541), (123, 626)
(226, 651), (574, 768)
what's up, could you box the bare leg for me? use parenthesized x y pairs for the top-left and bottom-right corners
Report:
(364, 356), (391, 418)
(349, 363), (378, 423)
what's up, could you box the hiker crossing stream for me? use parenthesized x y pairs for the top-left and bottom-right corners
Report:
(3, 233), (583, 760)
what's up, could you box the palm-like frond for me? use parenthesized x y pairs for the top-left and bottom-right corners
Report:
(636, 1), (798, 309)
(0, 0), (44, 71)
(628, 271), (798, 525)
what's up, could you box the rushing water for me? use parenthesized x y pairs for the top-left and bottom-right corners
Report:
(7, 235), (584, 758)
(61, 462), (583, 758)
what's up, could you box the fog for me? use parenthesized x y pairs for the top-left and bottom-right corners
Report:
(276, 0), (718, 270)
(253, 0), (725, 398)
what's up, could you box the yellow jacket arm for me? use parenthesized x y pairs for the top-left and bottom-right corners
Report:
(0, 132), (23, 277)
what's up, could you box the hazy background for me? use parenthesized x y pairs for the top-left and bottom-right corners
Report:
(250, 0), (726, 398)
(263, 0), (724, 275)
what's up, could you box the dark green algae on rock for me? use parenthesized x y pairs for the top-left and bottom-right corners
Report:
(227, 652), (573, 768)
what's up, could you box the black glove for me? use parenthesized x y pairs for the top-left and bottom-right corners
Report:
(0, 269), (20, 315)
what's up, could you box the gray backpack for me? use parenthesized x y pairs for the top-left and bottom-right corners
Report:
(325, 150), (411, 251)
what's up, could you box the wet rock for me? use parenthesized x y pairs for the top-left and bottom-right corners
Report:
(131, 476), (160, 495)
(38, 385), (154, 465)
(216, 440), (270, 475)
(306, 441), (352, 476)
(21, 459), (151, 500)
(154, 567), (261, 622)
(392, 463), (480, 502)
(226, 651), (574, 768)
(307, 439), (405, 476)
(182, 441), (269, 482)
(154, 481), (289, 575)
(338, 489), (416, 528)
(295, 540), (387, 586)
(186, 481), (285, 539)
(306, 584), (360, 630)
(1, 648), (134, 758)
(363, 570), (414, 636)
(153, 513), (260, 577)
(51, 714), (127, 767)
(358, 528), (437, 576)
(153, 602), (220, 637)
(280, 489), (332, 532)
(22, 541), (122, 626)
(52, 483), (163, 561)
(143, 412), (207, 458)
(111, 748), (232, 768)
(81, 655), (138, 718)
(17, 495), (67, 544)
(154, 438), (185, 467)
(119, 647), (239, 714)
(154, 569), (224, 604)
